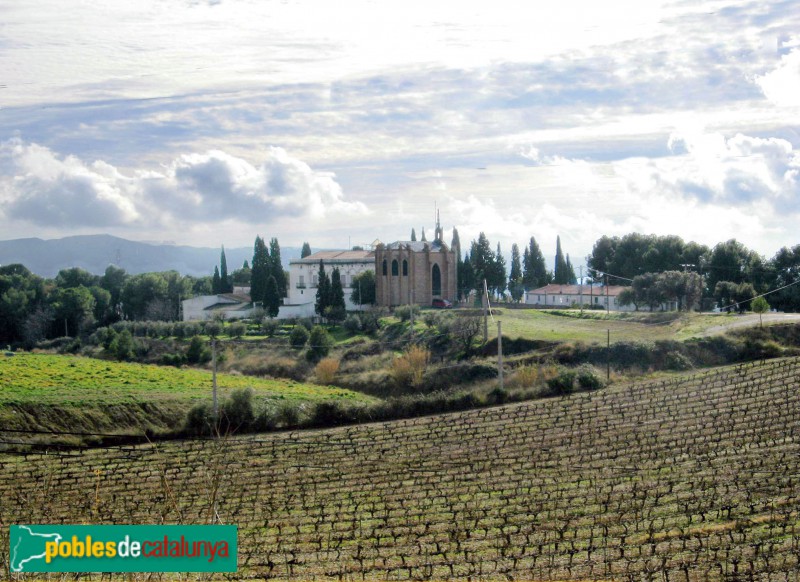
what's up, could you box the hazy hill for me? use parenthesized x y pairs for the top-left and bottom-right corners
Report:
(0, 234), (302, 278)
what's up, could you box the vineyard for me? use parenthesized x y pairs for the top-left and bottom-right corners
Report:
(2, 357), (800, 580)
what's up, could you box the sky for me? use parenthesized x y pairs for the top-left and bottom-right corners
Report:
(1, 0), (799, 270)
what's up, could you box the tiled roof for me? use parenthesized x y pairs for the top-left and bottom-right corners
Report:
(527, 284), (629, 296)
(383, 240), (447, 252)
(291, 250), (375, 264)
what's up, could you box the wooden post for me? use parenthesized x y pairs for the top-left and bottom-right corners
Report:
(606, 329), (611, 382)
(483, 279), (489, 344)
(212, 338), (218, 422)
(497, 321), (503, 390)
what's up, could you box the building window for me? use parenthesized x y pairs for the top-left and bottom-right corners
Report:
(402, 260), (408, 276)
(392, 260), (399, 276)
(432, 264), (441, 296)
(382, 260), (387, 276)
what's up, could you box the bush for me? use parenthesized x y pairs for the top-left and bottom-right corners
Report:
(513, 366), (539, 388)
(289, 325), (309, 349)
(391, 345), (430, 389)
(186, 335), (211, 364)
(185, 402), (214, 436)
(203, 321), (222, 338)
(310, 401), (356, 427)
(306, 326), (333, 361)
(160, 353), (186, 367)
(547, 369), (576, 395)
(261, 318), (281, 337)
(422, 312), (438, 328)
(359, 311), (382, 335)
(276, 402), (302, 428)
(487, 386), (509, 405)
(109, 330), (134, 361)
(395, 304), (421, 322)
(343, 314), (362, 335)
(315, 357), (340, 385)
(228, 322), (247, 339)
(576, 365), (603, 390)
(664, 351), (693, 371)
(220, 388), (255, 433)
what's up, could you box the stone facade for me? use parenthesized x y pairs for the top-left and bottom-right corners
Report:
(375, 217), (457, 307)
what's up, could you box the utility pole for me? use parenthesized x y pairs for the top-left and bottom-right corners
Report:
(497, 321), (503, 390)
(483, 279), (489, 344)
(579, 265), (584, 314)
(607, 329), (611, 381)
(212, 338), (218, 422)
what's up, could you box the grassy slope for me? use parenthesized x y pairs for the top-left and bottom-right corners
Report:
(485, 308), (775, 344)
(0, 353), (376, 434)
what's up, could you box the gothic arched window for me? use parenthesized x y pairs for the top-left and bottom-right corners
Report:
(402, 260), (408, 276)
(391, 260), (399, 276)
(432, 264), (442, 296)
(382, 259), (388, 276)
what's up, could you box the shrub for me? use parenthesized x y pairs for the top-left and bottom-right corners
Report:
(395, 304), (421, 322)
(289, 325), (309, 349)
(261, 318), (281, 337)
(186, 335), (211, 364)
(513, 366), (539, 388)
(203, 321), (222, 338)
(576, 365), (603, 390)
(487, 386), (509, 405)
(359, 311), (382, 335)
(547, 369), (576, 395)
(220, 388), (255, 432)
(315, 357), (340, 385)
(185, 402), (214, 436)
(109, 330), (134, 361)
(298, 318), (314, 331)
(343, 314), (362, 335)
(422, 312), (438, 328)
(160, 353), (186, 367)
(306, 326), (333, 361)
(665, 351), (693, 371)
(276, 402), (301, 428)
(228, 322), (247, 339)
(391, 345), (430, 389)
(310, 401), (356, 427)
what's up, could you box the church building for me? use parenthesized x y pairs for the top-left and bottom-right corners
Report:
(375, 213), (457, 307)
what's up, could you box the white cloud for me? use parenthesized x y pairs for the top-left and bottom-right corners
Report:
(756, 48), (800, 107)
(0, 140), (367, 228)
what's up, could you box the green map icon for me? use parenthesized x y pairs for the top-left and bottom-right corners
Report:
(10, 525), (63, 572)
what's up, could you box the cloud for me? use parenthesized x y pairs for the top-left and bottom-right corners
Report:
(0, 139), (367, 228)
(646, 131), (800, 209)
(0, 140), (139, 227)
(756, 48), (800, 106)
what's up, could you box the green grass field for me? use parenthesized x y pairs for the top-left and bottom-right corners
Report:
(0, 353), (377, 436)
(485, 308), (778, 344)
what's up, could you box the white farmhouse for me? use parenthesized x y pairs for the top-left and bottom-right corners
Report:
(181, 291), (256, 321)
(525, 284), (633, 311)
(287, 249), (376, 315)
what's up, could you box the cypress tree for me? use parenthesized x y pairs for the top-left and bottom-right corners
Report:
(269, 238), (285, 298)
(220, 245), (231, 293)
(411, 228), (417, 241)
(264, 275), (281, 318)
(554, 236), (571, 285)
(251, 236), (270, 305)
(212, 266), (221, 294)
(315, 261), (330, 317)
(421, 228), (427, 242)
(301, 241), (312, 258)
(509, 243), (523, 302)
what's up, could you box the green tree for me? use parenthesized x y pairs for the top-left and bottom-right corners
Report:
(420, 227), (427, 242)
(219, 245), (232, 293)
(250, 236), (270, 306)
(508, 243), (524, 302)
(212, 266), (221, 294)
(522, 236), (548, 290)
(269, 238), (286, 298)
(307, 325), (333, 361)
(315, 261), (331, 317)
(49, 286), (96, 336)
(553, 236), (570, 285)
(411, 228), (417, 241)
(469, 233), (495, 294)
(264, 275), (281, 318)
(100, 265), (127, 321)
(120, 273), (169, 321)
(752, 296), (770, 327)
(301, 242), (312, 258)
(350, 270), (376, 306)
(55, 267), (98, 289)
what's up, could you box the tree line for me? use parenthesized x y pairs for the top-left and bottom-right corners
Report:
(454, 230), (577, 301)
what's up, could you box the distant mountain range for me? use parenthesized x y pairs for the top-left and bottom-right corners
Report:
(0, 235), (303, 278)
